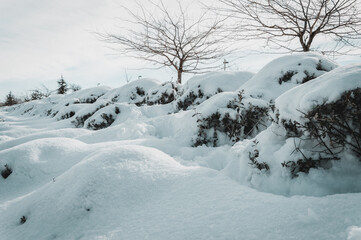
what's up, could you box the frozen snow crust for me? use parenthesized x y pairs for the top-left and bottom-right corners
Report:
(1, 53), (361, 239)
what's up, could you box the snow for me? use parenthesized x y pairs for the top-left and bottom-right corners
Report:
(222, 62), (361, 197)
(240, 52), (338, 101)
(176, 71), (254, 110)
(276, 64), (361, 123)
(1, 55), (361, 239)
(99, 78), (161, 104)
(185, 71), (254, 93)
(348, 226), (361, 240)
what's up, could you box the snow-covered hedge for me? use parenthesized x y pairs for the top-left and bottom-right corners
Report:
(224, 64), (361, 196)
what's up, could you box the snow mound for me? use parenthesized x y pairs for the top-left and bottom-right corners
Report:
(146, 81), (177, 105)
(63, 86), (111, 104)
(276, 64), (361, 123)
(0, 138), (88, 200)
(176, 71), (254, 110)
(85, 104), (121, 130)
(0, 145), (190, 239)
(241, 52), (338, 101)
(100, 78), (161, 105)
(71, 99), (112, 128)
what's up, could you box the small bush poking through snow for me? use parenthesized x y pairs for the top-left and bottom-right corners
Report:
(72, 102), (111, 128)
(278, 71), (297, 84)
(177, 87), (213, 111)
(1, 164), (13, 179)
(131, 87), (146, 106)
(19, 216), (27, 225)
(86, 105), (121, 130)
(248, 140), (269, 172)
(176, 71), (254, 110)
(301, 70), (317, 83)
(146, 82), (177, 105)
(58, 111), (75, 120)
(87, 113), (116, 130)
(281, 157), (330, 178)
(278, 70), (317, 85)
(73, 113), (95, 128)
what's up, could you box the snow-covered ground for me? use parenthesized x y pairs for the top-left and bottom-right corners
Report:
(1, 52), (361, 240)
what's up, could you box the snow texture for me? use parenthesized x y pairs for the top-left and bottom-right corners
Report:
(1, 55), (360, 240)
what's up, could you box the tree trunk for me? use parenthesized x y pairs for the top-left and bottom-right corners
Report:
(177, 62), (183, 84)
(303, 46), (310, 52)
(177, 70), (182, 84)
(299, 37), (310, 52)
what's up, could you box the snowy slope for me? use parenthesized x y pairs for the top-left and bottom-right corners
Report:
(0, 111), (360, 240)
(1, 56), (361, 240)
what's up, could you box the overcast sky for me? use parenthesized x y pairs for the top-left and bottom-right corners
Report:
(1, 0), (358, 100)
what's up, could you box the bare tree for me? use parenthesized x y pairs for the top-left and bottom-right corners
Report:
(102, 0), (228, 84)
(217, 0), (361, 53)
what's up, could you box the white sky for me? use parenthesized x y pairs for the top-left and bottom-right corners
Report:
(0, 0), (274, 99)
(0, 0), (141, 97)
(0, 0), (359, 100)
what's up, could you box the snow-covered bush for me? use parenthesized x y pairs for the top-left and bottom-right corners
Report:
(279, 87), (361, 177)
(193, 91), (269, 147)
(224, 64), (361, 196)
(55, 104), (85, 120)
(241, 53), (337, 101)
(101, 78), (161, 106)
(146, 82), (177, 105)
(274, 64), (361, 176)
(71, 100), (112, 128)
(86, 105), (121, 130)
(65, 86), (109, 104)
(176, 71), (253, 110)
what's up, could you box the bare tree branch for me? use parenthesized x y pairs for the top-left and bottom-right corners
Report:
(216, 0), (361, 54)
(100, 0), (229, 84)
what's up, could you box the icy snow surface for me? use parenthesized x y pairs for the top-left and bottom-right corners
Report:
(1, 56), (361, 240)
